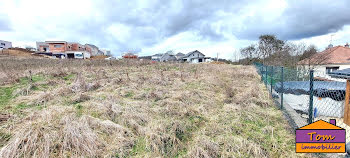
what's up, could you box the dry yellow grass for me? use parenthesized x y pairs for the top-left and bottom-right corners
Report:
(0, 49), (44, 58)
(0, 58), (307, 157)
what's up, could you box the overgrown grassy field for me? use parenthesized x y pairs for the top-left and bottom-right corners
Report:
(0, 58), (304, 157)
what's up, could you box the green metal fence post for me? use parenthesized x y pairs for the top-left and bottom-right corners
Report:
(270, 66), (273, 94)
(265, 66), (268, 86)
(308, 70), (314, 124)
(260, 66), (263, 82)
(281, 67), (284, 109)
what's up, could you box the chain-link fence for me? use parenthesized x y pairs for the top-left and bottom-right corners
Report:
(254, 63), (350, 144)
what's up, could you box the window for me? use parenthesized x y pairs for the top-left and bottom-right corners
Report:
(1, 43), (5, 46)
(54, 44), (62, 48)
(326, 67), (339, 74)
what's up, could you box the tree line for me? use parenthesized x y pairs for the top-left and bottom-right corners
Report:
(239, 34), (319, 67)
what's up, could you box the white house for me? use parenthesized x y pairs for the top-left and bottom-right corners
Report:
(181, 50), (209, 63)
(151, 54), (163, 61)
(160, 52), (177, 62)
(299, 44), (350, 81)
(101, 49), (111, 56)
(0, 40), (12, 49)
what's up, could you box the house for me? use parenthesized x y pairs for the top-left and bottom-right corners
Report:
(299, 44), (350, 80)
(138, 56), (152, 60)
(160, 52), (177, 62)
(68, 42), (86, 51)
(122, 52), (138, 59)
(151, 54), (163, 61)
(36, 41), (93, 59)
(181, 50), (209, 63)
(100, 49), (111, 56)
(0, 40), (12, 49)
(175, 52), (185, 60)
(36, 42), (49, 52)
(45, 41), (68, 53)
(85, 44), (104, 56)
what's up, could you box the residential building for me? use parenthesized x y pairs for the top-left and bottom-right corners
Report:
(151, 53), (163, 61)
(181, 50), (209, 63)
(35, 41), (111, 58)
(0, 40), (12, 49)
(138, 56), (152, 60)
(85, 44), (104, 56)
(160, 52), (177, 62)
(36, 42), (49, 52)
(175, 52), (185, 60)
(36, 41), (92, 59)
(46, 41), (68, 53)
(122, 52), (138, 59)
(68, 42), (86, 51)
(101, 49), (111, 56)
(299, 44), (350, 80)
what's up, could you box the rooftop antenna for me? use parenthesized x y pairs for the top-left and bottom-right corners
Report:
(330, 34), (334, 44)
(328, 34), (335, 49)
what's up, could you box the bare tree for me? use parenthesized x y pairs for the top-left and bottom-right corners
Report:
(283, 42), (306, 67)
(238, 34), (330, 68)
(240, 44), (256, 59)
(240, 44), (257, 65)
(299, 45), (317, 61)
(258, 35), (285, 64)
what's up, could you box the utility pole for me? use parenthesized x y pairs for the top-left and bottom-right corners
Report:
(216, 53), (219, 62)
(233, 51), (237, 62)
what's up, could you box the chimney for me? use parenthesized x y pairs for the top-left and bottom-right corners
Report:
(328, 44), (334, 49)
(329, 119), (336, 126)
(345, 43), (349, 48)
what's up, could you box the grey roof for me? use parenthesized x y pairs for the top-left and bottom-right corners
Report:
(0, 40), (11, 43)
(160, 53), (177, 61)
(152, 53), (163, 57)
(176, 52), (185, 56)
(85, 44), (99, 49)
(183, 50), (205, 58)
(329, 68), (350, 79)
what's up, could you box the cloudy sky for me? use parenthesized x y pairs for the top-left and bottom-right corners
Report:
(0, 0), (350, 59)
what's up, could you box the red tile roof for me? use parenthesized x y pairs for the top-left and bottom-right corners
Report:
(299, 46), (350, 65)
